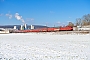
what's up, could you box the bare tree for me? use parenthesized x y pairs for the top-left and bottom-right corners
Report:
(67, 22), (74, 27)
(76, 14), (90, 26)
(76, 18), (82, 26)
(82, 14), (90, 26)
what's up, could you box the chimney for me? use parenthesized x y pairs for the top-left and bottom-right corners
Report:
(21, 25), (23, 30)
(24, 24), (27, 30)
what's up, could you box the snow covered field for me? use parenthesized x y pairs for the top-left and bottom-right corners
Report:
(0, 33), (90, 60)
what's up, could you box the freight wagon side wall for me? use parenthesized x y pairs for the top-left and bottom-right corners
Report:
(59, 26), (73, 31)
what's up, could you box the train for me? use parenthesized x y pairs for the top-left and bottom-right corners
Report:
(12, 26), (73, 33)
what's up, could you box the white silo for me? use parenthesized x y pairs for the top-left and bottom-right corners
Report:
(21, 25), (23, 30)
(14, 26), (16, 29)
(31, 25), (34, 29)
(24, 24), (27, 30)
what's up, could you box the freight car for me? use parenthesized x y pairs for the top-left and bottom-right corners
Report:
(60, 26), (73, 31)
(13, 26), (73, 33)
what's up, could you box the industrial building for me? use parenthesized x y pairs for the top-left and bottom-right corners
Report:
(0, 25), (47, 30)
(0, 24), (47, 33)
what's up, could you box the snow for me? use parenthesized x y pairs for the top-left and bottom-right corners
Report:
(0, 33), (90, 60)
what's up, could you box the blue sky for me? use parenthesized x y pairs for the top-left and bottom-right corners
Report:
(0, 0), (90, 26)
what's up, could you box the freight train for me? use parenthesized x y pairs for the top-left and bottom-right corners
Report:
(13, 26), (73, 33)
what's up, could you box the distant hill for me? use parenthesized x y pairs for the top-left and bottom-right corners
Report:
(0, 25), (47, 30)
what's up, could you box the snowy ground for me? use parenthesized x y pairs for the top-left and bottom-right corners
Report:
(0, 33), (90, 60)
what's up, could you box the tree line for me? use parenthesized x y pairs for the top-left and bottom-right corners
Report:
(68, 14), (90, 27)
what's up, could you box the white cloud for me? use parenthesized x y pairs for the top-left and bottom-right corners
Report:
(15, 13), (25, 23)
(21, 19), (25, 23)
(6, 13), (12, 19)
(15, 13), (22, 20)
